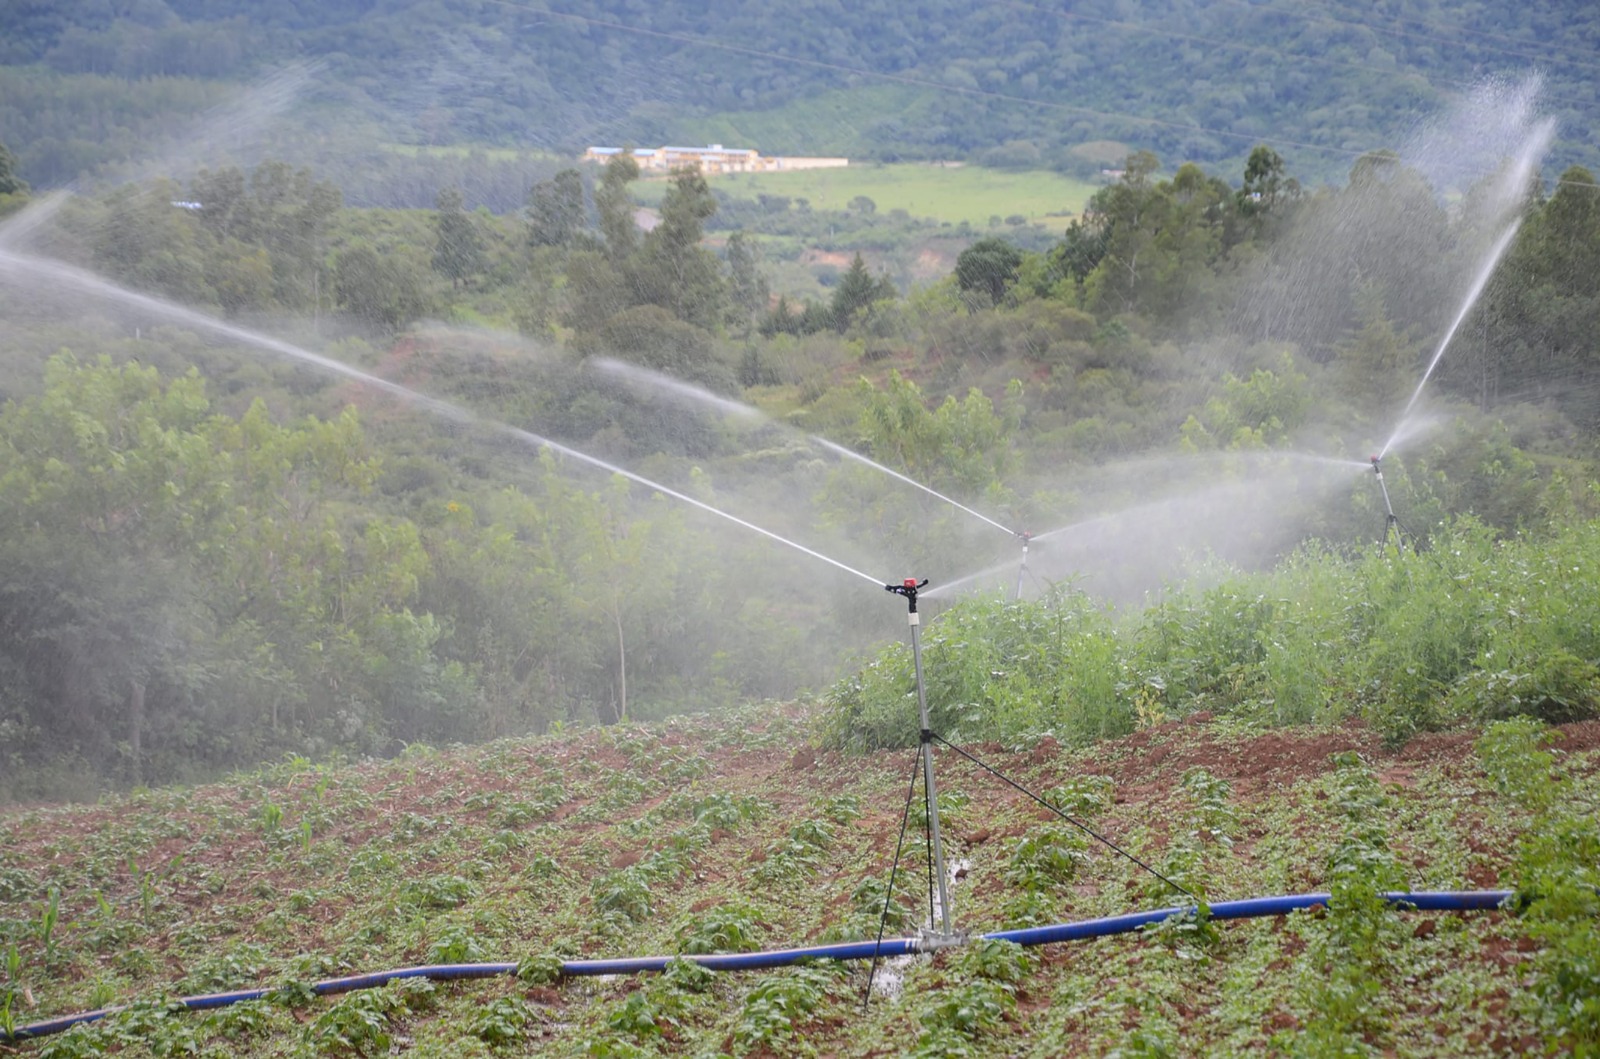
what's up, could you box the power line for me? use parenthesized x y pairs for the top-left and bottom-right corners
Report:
(1213, 0), (1600, 77)
(1303, 0), (1600, 67)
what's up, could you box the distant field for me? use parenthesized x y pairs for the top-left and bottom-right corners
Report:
(704, 164), (1097, 227)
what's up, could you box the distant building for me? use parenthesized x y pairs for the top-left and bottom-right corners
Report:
(582, 144), (847, 175)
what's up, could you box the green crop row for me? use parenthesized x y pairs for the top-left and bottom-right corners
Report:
(823, 515), (1600, 751)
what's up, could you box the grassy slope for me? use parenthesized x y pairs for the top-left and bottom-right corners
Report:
(4, 707), (1593, 1056)
(701, 164), (1097, 228)
(667, 85), (933, 161)
(623, 156), (1094, 229)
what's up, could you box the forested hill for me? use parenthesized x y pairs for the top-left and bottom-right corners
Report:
(3, 0), (1599, 190)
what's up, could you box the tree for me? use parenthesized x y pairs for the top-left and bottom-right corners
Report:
(725, 231), (769, 331)
(856, 370), (1020, 495)
(431, 186), (485, 288)
(0, 357), (221, 787)
(563, 248), (631, 337)
(333, 244), (431, 333)
(1489, 165), (1600, 427)
(1238, 145), (1299, 220)
(243, 161), (342, 311)
(955, 236), (1024, 307)
(586, 304), (733, 392)
(631, 167), (726, 330)
(830, 251), (894, 330)
(1334, 285), (1419, 409)
(528, 168), (586, 249)
(0, 138), (28, 197)
(188, 166), (255, 241)
(89, 180), (212, 301)
(594, 152), (641, 262)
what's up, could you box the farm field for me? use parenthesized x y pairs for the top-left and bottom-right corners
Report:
(700, 163), (1098, 228)
(3, 706), (1594, 1056)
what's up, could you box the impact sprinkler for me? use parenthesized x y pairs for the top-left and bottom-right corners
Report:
(884, 577), (957, 940)
(1014, 530), (1034, 601)
(1370, 456), (1405, 553)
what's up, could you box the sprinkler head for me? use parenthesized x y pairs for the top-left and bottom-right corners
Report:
(885, 578), (930, 610)
(1016, 530), (1034, 543)
(1370, 455), (1382, 475)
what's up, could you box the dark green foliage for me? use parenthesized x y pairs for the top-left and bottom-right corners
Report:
(826, 518), (1600, 751)
(734, 964), (837, 1050)
(1477, 715), (1557, 811)
(591, 869), (653, 927)
(955, 938), (1035, 985)
(305, 988), (398, 1055)
(829, 251), (895, 329)
(1237, 145), (1299, 234)
(1275, 753), (1407, 1055)
(332, 243), (431, 333)
(1046, 775), (1112, 818)
(582, 304), (732, 392)
(1482, 718), (1600, 1053)
(910, 942), (1035, 1053)
(594, 154), (640, 263)
(430, 187), (484, 288)
(631, 167), (726, 331)
(428, 923), (484, 963)
(1487, 166), (1600, 431)
(688, 791), (770, 830)
(955, 237), (1023, 307)
(399, 875), (477, 910)
(1006, 825), (1089, 891)
(528, 168), (586, 249)
(6, 1), (1600, 192)
(0, 138), (26, 196)
(724, 231), (769, 330)
(676, 903), (762, 954)
(472, 995), (538, 1047)
(1450, 649), (1600, 725)
(662, 955), (712, 994)
(515, 954), (566, 986)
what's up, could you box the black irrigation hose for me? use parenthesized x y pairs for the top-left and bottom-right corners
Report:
(931, 734), (1195, 899)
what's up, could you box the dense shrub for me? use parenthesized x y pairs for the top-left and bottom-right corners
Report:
(822, 517), (1600, 749)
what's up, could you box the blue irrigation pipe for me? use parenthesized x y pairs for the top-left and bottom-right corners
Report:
(1, 891), (1514, 1042)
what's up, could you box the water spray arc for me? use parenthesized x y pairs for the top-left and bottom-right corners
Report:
(807, 435), (1014, 539)
(592, 359), (1038, 593)
(0, 248), (888, 591)
(785, 438), (1035, 598)
(1380, 218), (1526, 460)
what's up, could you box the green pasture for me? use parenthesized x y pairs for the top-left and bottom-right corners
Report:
(704, 163), (1097, 227)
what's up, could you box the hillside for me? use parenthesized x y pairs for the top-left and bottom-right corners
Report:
(2, 707), (1596, 1054)
(2, 1), (1598, 193)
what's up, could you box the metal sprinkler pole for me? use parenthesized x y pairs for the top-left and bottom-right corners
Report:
(1014, 531), (1033, 601)
(886, 577), (953, 936)
(1370, 456), (1402, 551)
